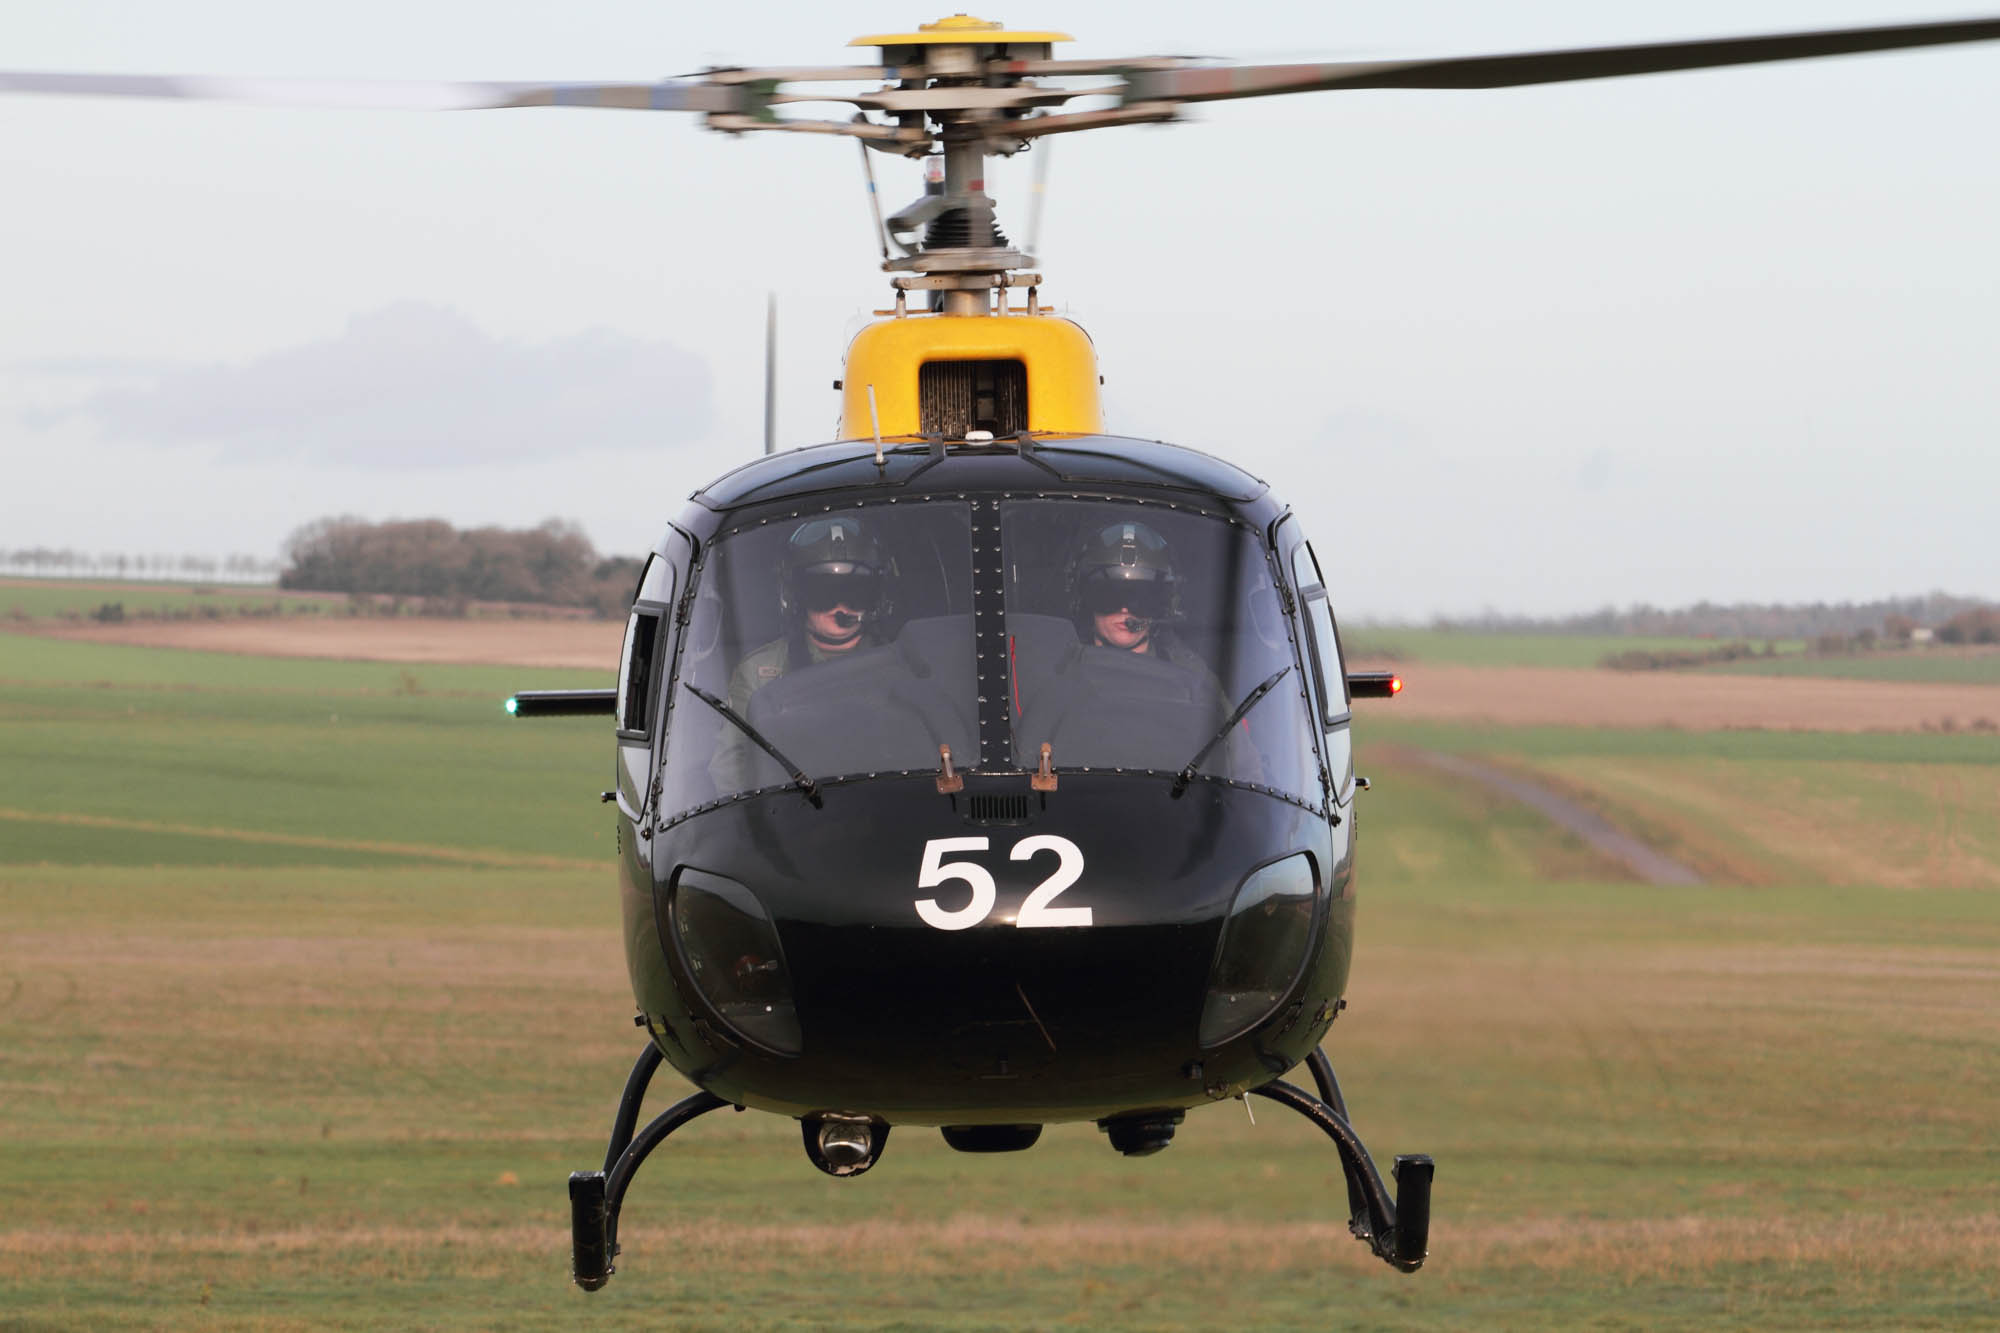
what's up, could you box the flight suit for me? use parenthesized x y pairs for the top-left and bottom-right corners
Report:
(1141, 629), (1225, 705)
(708, 632), (871, 796)
(1082, 626), (1226, 711)
(1104, 628), (1262, 782)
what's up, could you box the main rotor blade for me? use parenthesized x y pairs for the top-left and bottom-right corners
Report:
(1122, 16), (2000, 103)
(0, 70), (742, 113)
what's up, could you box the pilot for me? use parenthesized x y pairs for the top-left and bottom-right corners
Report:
(709, 516), (890, 793)
(1067, 519), (1263, 774)
(1070, 520), (1213, 683)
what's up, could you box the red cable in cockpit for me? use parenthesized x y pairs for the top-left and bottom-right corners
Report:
(1009, 634), (1021, 716)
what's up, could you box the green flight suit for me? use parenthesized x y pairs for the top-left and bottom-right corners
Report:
(708, 633), (862, 797)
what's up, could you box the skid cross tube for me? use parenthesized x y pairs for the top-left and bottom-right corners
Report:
(1296, 1048), (1376, 1224)
(1250, 1075), (1432, 1273)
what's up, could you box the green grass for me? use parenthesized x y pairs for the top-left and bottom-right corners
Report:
(1343, 628), (1804, 669)
(1341, 624), (2000, 683)
(1713, 648), (2000, 685)
(1368, 716), (2000, 765)
(0, 576), (337, 620)
(3, 638), (1998, 1328)
(1365, 718), (2000, 889)
(0, 633), (596, 694)
(0, 634), (615, 866)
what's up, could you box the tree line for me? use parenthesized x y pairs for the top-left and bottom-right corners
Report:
(1416, 593), (1993, 641)
(279, 517), (642, 616)
(2, 549), (279, 582)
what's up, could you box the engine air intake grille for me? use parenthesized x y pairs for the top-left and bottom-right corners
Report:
(967, 793), (1031, 823)
(921, 359), (1027, 439)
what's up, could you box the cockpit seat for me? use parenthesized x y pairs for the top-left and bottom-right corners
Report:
(744, 615), (977, 781)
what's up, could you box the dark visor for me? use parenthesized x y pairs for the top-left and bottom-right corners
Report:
(798, 570), (879, 612)
(1079, 578), (1171, 618)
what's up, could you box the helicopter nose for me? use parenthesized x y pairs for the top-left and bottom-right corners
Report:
(654, 776), (1347, 1119)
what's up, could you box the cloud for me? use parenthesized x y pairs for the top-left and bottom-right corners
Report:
(53, 303), (711, 467)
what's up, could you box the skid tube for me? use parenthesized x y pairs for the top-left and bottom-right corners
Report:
(568, 1043), (1428, 1287)
(1252, 1048), (1433, 1273)
(568, 1042), (732, 1291)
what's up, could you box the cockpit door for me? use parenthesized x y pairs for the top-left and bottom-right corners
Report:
(615, 547), (681, 825)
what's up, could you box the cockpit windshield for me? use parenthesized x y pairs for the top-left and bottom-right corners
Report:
(656, 495), (1323, 820)
(659, 501), (977, 814)
(1001, 500), (1320, 804)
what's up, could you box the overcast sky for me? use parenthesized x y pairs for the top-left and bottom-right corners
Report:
(3, 0), (1995, 618)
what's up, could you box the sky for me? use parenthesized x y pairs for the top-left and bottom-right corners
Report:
(3, 0), (1996, 619)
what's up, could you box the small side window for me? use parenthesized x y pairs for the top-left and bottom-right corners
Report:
(1291, 542), (1319, 593)
(1286, 537), (1348, 727)
(1304, 594), (1349, 724)
(635, 554), (674, 605)
(616, 611), (663, 734)
(617, 557), (677, 737)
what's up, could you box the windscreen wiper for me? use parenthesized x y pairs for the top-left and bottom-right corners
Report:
(1169, 666), (1290, 798)
(682, 682), (823, 809)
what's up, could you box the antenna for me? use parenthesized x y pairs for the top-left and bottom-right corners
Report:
(1025, 140), (1051, 262)
(858, 139), (890, 261)
(763, 293), (777, 456)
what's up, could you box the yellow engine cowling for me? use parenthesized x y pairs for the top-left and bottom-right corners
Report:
(838, 313), (1102, 441)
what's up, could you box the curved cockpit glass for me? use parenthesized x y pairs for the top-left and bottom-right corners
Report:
(660, 501), (977, 814)
(657, 496), (1322, 819)
(1001, 501), (1320, 803)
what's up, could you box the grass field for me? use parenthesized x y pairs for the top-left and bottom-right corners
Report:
(1713, 648), (2000, 686)
(0, 637), (614, 868)
(4, 634), (1998, 1329)
(1371, 718), (2000, 890)
(1342, 629), (1804, 669)
(1344, 625), (2000, 686)
(1, 577), (338, 621)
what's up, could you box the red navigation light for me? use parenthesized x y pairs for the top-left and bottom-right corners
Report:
(1346, 671), (1403, 700)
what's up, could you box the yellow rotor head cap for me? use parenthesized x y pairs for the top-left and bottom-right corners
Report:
(848, 15), (1073, 47)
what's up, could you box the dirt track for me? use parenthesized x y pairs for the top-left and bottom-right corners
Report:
(1405, 749), (1706, 885)
(14, 618), (2000, 731)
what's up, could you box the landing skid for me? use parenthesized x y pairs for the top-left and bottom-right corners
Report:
(1256, 1047), (1433, 1273)
(567, 1042), (1430, 1289)
(567, 1044), (731, 1292)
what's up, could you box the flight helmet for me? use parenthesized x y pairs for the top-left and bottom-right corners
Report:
(777, 515), (892, 621)
(1068, 519), (1180, 626)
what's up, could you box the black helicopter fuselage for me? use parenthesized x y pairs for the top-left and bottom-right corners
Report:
(607, 435), (1363, 1128)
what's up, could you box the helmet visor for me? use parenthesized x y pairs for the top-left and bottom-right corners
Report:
(798, 570), (881, 613)
(1079, 577), (1171, 620)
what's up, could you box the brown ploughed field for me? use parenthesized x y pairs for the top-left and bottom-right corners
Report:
(1355, 661), (2000, 733)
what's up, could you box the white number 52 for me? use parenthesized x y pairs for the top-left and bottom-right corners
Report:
(915, 835), (1090, 931)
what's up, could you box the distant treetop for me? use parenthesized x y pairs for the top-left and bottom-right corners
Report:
(279, 516), (640, 616)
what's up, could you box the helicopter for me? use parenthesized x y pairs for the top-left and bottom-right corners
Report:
(10, 11), (1999, 1292)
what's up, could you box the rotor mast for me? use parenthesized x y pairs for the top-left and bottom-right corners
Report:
(853, 16), (1063, 316)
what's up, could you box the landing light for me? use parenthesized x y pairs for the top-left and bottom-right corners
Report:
(817, 1119), (875, 1172)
